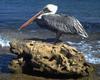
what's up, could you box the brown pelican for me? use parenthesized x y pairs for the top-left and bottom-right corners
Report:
(19, 4), (88, 40)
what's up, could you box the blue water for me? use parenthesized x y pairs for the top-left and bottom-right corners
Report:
(0, 0), (100, 31)
(0, 0), (100, 64)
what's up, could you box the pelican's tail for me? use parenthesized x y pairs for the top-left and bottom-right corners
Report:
(74, 19), (88, 38)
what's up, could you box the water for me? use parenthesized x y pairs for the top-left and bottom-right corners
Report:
(0, 0), (100, 78)
(0, 0), (100, 28)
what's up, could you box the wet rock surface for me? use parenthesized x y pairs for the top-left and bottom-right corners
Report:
(9, 40), (94, 79)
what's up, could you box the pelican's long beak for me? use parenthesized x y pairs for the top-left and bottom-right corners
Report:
(19, 10), (43, 30)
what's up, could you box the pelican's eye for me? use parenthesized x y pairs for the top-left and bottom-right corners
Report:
(43, 8), (51, 13)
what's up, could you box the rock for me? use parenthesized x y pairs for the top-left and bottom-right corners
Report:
(9, 40), (94, 77)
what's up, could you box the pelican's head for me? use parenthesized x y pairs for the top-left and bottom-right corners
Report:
(19, 4), (58, 30)
(44, 4), (58, 14)
(37, 4), (58, 19)
(43, 4), (58, 14)
(38, 4), (58, 19)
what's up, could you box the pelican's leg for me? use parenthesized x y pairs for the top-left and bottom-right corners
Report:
(55, 32), (61, 40)
(54, 32), (62, 43)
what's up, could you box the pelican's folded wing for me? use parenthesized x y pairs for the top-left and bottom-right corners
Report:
(42, 14), (88, 38)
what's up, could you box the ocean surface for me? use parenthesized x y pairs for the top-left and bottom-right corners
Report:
(0, 0), (100, 77)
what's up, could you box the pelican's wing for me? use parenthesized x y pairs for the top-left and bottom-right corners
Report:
(42, 14), (88, 38)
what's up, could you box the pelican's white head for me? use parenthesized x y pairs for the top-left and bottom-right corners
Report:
(44, 4), (58, 14)
(38, 4), (58, 19)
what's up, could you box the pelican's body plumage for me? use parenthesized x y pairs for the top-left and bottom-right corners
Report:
(36, 14), (88, 38)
